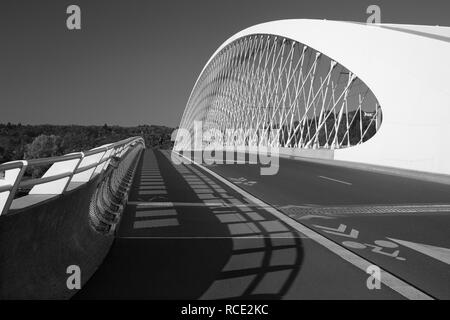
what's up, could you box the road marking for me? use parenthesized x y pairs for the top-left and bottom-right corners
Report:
(277, 204), (450, 215)
(297, 215), (334, 220)
(318, 175), (352, 185)
(314, 223), (359, 238)
(279, 204), (322, 209)
(174, 151), (433, 300)
(117, 236), (305, 239)
(130, 201), (224, 207)
(133, 218), (179, 229)
(135, 209), (177, 218)
(342, 240), (406, 261)
(129, 201), (269, 209)
(388, 238), (450, 265)
(229, 177), (257, 186)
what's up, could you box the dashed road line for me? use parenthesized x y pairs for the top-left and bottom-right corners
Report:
(318, 175), (352, 185)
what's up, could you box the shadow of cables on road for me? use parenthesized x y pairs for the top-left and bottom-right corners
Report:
(74, 149), (304, 299)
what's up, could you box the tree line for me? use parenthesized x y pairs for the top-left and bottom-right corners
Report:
(0, 123), (175, 164)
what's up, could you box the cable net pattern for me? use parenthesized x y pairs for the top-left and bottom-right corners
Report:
(179, 34), (382, 149)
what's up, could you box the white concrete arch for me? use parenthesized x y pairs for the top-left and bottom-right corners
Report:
(179, 19), (450, 175)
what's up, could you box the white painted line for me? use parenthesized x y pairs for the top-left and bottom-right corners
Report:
(138, 190), (168, 195)
(128, 201), (271, 209)
(129, 201), (225, 207)
(389, 238), (450, 265)
(117, 236), (303, 239)
(138, 186), (167, 190)
(133, 218), (179, 229)
(135, 209), (178, 218)
(303, 203), (321, 207)
(174, 151), (433, 300)
(318, 175), (352, 185)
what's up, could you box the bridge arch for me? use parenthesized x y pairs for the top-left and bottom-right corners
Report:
(177, 19), (450, 175)
(179, 33), (382, 150)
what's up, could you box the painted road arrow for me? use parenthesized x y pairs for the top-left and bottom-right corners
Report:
(388, 238), (450, 265)
(313, 223), (359, 239)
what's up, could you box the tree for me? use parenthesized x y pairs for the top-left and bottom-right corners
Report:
(0, 145), (5, 163)
(25, 134), (63, 159)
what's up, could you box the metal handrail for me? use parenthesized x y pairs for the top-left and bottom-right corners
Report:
(26, 153), (83, 167)
(74, 162), (100, 174)
(18, 172), (74, 189)
(0, 184), (13, 193)
(0, 161), (26, 171)
(0, 136), (145, 216)
(0, 137), (143, 171)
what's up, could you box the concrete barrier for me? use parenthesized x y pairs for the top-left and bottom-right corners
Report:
(0, 137), (144, 299)
(0, 176), (113, 299)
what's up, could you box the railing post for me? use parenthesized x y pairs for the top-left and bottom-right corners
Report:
(71, 150), (106, 183)
(29, 154), (82, 195)
(94, 147), (114, 176)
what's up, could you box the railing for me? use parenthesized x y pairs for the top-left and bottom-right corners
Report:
(0, 137), (145, 217)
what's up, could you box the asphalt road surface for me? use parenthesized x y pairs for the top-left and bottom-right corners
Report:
(74, 149), (450, 299)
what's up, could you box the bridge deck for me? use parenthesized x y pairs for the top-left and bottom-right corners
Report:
(201, 151), (450, 299)
(74, 149), (409, 299)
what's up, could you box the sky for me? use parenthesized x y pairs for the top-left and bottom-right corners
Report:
(0, 0), (449, 128)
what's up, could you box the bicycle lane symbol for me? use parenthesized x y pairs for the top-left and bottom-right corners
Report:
(229, 177), (257, 186)
(313, 223), (407, 261)
(342, 240), (406, 261)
